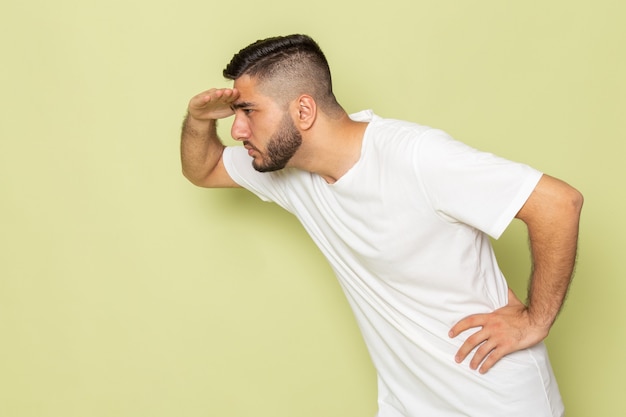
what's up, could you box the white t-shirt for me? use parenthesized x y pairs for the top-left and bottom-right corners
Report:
(222, 110), (564, 417)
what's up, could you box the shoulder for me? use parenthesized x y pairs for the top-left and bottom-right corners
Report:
(362, 114), (443, 162)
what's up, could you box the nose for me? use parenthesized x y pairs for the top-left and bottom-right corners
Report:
(231, 113), (251, 142)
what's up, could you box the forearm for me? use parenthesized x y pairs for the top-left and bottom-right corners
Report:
(180, 114), (225, 186)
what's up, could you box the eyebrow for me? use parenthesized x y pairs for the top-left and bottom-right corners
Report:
(230, 101), (256, 111)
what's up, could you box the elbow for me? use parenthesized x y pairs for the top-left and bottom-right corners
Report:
(181, 163), (208, 187)
(557, 184), (584, 229)
(182, 168), (211, 188)
(181, 169), (200, 187)
(517, 176), (584, 235)
(547, 174), (584, 216)
(181, 155), (234, 188)
(568, 186), (584, 216)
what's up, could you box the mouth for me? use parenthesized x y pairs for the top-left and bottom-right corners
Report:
(243, 141), (259, 157)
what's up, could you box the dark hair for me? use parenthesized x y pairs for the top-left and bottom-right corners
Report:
(223, 34), (340, 112)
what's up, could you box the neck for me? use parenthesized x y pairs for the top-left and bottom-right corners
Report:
(288, 113), (368, 184)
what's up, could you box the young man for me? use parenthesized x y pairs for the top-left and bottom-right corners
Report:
(180, 34), (583, 416)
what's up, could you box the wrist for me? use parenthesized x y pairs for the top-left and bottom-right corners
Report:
(183, 113), (216, 136)
(525, 306), (554, 335)
(185, 110), (217, 124)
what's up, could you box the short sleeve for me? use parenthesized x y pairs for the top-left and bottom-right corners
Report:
(416, 130), (542, 239)
(222, 146), (295, 210)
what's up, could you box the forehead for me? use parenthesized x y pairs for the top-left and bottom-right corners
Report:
(233, 75), (287, 109)
(233, 75), (266, 102)
(233, 74), (257, 93)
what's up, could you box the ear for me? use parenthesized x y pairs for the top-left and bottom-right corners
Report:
(293, 95), (317, 131)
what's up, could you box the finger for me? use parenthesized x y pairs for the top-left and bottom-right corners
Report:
(469, 340), (496, 370)
(217, 88), (240, 104)
(454, 330), (488, 363)
(194, 88), (232, 104)
(478, 347), (507, 374)
(190, 89), (214, 105)
(449, 314), (486, 338)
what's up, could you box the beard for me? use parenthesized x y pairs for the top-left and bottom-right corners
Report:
(252, 113), (303, 173)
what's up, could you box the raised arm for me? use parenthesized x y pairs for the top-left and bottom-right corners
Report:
(180, 88), (241, 188)
(449, 174), (583, 373)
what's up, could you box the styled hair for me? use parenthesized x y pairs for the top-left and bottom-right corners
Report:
(223, 34), (341, 113)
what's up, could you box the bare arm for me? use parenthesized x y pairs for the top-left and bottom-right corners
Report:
(180, 88), (241, 188)
(449, 174), (583, 373)
(517, 174), (583, 330)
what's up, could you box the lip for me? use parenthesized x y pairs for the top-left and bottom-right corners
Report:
(243, 142), (258, 157)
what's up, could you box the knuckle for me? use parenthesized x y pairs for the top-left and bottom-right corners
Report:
(468, 331), (486, 345)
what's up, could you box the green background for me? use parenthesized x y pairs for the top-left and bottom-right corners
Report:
(1, 0), (624, 416)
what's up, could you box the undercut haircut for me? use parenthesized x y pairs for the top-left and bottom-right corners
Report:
(223, 34), (342, 114)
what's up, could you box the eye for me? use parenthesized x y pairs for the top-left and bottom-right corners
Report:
(242, 108), (254, 116)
